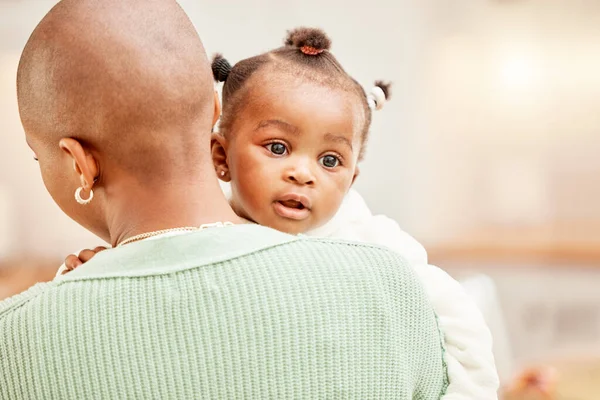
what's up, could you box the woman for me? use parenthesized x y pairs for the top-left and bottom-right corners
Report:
(1, 0), (448, 398)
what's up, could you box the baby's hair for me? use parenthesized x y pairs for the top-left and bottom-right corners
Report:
(211, 27), (391, 160)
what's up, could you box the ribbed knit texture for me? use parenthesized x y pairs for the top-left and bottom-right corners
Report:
(0, 225), (447, 399)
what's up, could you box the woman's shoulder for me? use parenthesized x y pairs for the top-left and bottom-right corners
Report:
(0, 280), (58, 321)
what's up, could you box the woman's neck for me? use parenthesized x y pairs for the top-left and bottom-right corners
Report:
(103, 174), (244, 247)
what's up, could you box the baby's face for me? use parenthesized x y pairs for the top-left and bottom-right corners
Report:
(220, 77), (364, 234)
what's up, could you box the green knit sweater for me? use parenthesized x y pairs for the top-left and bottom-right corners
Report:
(0, 225), (447, 399)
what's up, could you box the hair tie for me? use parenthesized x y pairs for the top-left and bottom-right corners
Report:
(368, 86), (386, 111)
(300, 45), (324, 56)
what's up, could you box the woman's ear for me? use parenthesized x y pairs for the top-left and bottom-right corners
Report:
(59, 138), (99, 190)
(211, 133), (230, 182)
(212, 90), (221, 129)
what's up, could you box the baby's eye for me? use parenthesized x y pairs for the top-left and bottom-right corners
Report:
(266, 143), (288, 156)
(319, 155), (340, 168)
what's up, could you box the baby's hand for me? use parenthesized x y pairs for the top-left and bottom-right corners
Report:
(62, 246), (107, 274)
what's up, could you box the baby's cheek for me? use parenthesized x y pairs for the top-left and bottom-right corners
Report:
(323, 195), (345, 220)
(230, 178), (266, 221)
(318, 175), (353, 219)
(311, 190), (345, 228)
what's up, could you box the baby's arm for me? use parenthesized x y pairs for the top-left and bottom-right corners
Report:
(313, 188), (499, 399)
(55, 247), (107, 278)
(413, 263), (499, 400)
(362, 216), (499, 399)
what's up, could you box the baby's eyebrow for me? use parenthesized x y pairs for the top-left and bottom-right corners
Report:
(325, 133), (353, 151)
(255, 119), (299, 135)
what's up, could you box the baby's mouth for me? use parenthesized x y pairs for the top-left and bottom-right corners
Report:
(278, 199), (306, 210)
(273, 194), (311, 221)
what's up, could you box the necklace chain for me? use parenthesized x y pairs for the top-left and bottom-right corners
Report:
(117, 222), (234, 247)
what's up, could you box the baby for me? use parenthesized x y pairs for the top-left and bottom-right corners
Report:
(63, 27), (499, 399)
(209, 27), (499, 399)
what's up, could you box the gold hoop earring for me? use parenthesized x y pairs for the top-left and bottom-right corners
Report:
(75, 187), (94, 205)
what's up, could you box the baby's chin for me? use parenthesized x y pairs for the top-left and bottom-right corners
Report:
(231, 200), (331, 235)
(252, 213), (327, 236)
(258, 218), (311, 235)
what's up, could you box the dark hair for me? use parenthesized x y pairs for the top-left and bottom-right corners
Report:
(211, 27), (390, 160)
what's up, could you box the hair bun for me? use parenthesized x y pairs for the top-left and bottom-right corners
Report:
(368, 80), (392, 111)
(284, 27), (331, 54)
(211, 54), (232, 82)
(374, 80), (392, 100)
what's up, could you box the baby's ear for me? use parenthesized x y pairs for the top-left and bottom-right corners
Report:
(211, 133), (230, 182)
(351, 165), (360, 186)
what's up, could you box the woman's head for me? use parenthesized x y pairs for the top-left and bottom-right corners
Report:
(211, 28), (390, 234)
(18, 0), (222, 244)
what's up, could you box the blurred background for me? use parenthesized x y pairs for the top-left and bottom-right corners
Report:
(1, 0), (599, 398)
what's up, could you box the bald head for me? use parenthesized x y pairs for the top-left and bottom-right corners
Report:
(17, 0), (215, 179)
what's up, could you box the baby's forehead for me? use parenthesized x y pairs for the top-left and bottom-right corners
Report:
(244, 71), (366, 122)
(246, 81), (362, 128)
(249, 64), (350, 95)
